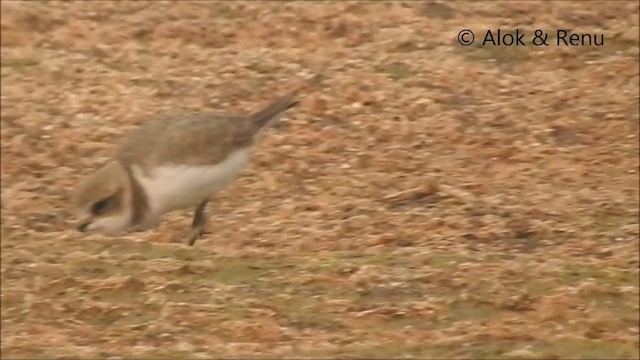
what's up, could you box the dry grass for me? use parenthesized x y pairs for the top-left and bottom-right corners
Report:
(1, 1), (639, 359)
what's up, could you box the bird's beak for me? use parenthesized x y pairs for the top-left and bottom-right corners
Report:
(76, 220), (91, 233)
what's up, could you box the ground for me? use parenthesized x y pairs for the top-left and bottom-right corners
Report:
(1, 1), (639, 359)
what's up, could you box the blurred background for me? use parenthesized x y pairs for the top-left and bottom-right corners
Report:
(1, 1), (638, 358)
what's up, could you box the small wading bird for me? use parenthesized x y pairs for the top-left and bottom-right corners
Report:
(71, 92), (298, 246)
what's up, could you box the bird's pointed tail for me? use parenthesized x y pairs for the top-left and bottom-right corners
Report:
(250, 92), (299, 130)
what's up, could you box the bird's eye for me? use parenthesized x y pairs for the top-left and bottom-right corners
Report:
(91, 198), (111, 215)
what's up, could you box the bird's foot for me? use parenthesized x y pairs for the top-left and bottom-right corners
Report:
(186, 227), (206, 246)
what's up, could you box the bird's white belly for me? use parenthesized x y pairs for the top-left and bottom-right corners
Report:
(132, 149), (250, 215)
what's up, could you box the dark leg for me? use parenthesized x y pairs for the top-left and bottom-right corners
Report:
(187, 199), (209, 246)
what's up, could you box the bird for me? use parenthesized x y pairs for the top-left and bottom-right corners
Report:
(70, 92), (299, 246)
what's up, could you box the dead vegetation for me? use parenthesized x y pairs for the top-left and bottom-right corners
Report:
(1, 1), (638, 359)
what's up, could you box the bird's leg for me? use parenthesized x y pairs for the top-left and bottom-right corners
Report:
(187, 199), (209, 246)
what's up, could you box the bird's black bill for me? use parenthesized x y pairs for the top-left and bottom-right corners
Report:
(77, 222), (90, 233)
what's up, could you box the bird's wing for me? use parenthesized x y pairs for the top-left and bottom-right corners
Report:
(116, 93), (298, 172)
(117, 113), (255, 172)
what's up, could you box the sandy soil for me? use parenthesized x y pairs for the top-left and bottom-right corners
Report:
(1, 1), (638, 359)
